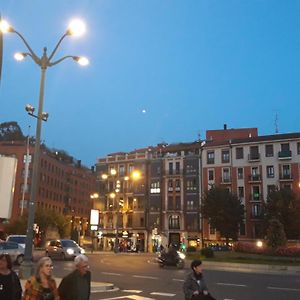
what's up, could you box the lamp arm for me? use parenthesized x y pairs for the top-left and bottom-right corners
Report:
(48, 55), (75, 66)
(48, 33), (67, 62)
(13, 30), (40, 64)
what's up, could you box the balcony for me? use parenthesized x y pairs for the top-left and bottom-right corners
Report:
(250, 193), (263, 202)
(279, 173), (293, 181)
(278, 150), (292, 160)
(221, 177), (231, 184)
(248, 153), (260, 162)
(248, 174), (262, 182)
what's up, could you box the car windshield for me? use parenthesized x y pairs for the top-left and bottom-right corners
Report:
(8, 236), (26, 244)
(61, 240), (77, 247)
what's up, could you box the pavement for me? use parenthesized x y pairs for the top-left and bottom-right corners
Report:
(20, 277), (118, 293)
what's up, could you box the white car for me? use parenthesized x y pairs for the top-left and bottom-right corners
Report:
(0, 241), (25, 264)
(6, 235), (27, 248)
(45, 239), (85, 260)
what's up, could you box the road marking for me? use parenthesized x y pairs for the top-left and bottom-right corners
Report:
(99, 296), (155, 300)
(267, 286), (300, 292)
(101, 272), (122, 276)
(150, 292), (176, 297)
(216, 283), (247, 287)
(172, 278), (184, 282)
(132, 275), (158, 280)
(123, 290), (143, 293)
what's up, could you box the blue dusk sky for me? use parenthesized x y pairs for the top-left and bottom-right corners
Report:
(1, 1), (300, 167)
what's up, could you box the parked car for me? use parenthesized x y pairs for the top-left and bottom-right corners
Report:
(45, 239), (85, 260)
(0, 241), (25, 265)
(6, 235), (27, 249)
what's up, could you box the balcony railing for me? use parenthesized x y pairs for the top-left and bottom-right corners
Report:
(279, 173), (293, 180)
(221, 177), (231, 184)
(278, 150), (292, 160)
(248, 174), (262, 182)
(248, 153), (260, 162)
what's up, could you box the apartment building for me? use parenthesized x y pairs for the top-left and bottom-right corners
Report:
(202, 126), (300, 241)
(0, 140), (96, 234)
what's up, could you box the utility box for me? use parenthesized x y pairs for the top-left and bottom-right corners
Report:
(0, 156), (18, 219)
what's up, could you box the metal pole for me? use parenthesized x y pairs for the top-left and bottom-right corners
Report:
(20, 61), (46, 278)
(21, 128), (30, 216)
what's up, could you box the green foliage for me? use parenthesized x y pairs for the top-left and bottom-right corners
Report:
(265, 188), (300, 239)
(200, 247), (214, 258)
(201, 186), (244, 242)
(0, 121), (25, 141)
(266, 218), (287, 250)
(4, 215), (27, 234)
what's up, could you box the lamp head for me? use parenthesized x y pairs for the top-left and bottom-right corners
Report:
(0, 19), (14, 33)
(42, 112), (49, 121)
(14, 52), (26, 61)
(25, 104), (35, 114)
(67, 19), (86, 37)
(73, 56), (89, 66)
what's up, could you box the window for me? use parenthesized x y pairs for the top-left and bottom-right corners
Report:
(175, 179), (181, 191)
(265, 145), (274, 157)
(119, 165), (125, 176)
(297, 142), (300, 155)
(222, 168), (230, 182)
(168, 180), (173, 192)
(266, 165), (274, 178)
(186, 200), (195, 210)
(209, 225), (215, 235)
(238, 187), (244, 198)
(249, 146), (259, 160)
(175, 196), (181, 210)
(252, 204), (262, 217)
(237, 168), (243, 179)
(252, 186), (260, 201)
(150, 181), (160, 194)
(168, 196), (173, 210)
(186, 179), (197, 192)
(208, 169), (214, 181)
(282, 165), (291, 179)
(175, 162), (180, 174)
(169, 215), (180, 229)
(186, 164), (197, 174)
(236, 147), (244, 159)
(281, 143), (290, 152)
(168, 162), (173, 175)
(207, 151), (215, 164)
(222, 149), (230, 163)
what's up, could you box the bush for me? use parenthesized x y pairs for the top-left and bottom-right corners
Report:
(187, 246), (197, 252)
(275, 246), (300, 257)
(201, 247), (214, 258)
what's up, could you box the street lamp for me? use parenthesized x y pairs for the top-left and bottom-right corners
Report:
(0, 18), (89, 277)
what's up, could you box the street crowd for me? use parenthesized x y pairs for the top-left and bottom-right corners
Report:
(0, 253), (90, 300)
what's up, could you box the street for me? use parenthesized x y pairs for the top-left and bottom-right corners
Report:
(17, 251), (300, 300)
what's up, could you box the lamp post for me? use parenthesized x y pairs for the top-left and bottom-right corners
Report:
(0, 18), (89, 277)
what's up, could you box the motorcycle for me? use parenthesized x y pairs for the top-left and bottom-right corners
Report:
(157, 250), (186, 269)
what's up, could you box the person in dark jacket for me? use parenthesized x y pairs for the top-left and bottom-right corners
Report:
(0, 253), (22, 300)
(58, 254), (91, 300)
(183, 259), (216, 300)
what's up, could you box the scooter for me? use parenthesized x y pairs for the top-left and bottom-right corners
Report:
(157, 251), (186, 269)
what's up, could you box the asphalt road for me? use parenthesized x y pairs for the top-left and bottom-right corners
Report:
(16, 251), (300, 300)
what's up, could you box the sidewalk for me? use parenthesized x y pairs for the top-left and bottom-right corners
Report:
(20, 278), (118, 293)
(202, 260), (300, 275)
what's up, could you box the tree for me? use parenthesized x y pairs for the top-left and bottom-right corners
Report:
(265, 188), (300, 239)
(0, 121), (25, 141)
(266, 218), (287, 250)
(201, 186), (244, 243)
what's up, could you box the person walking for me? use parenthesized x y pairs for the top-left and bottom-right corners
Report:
(22, 256), (59, 300)
(183, 259), (216, 300)
(0, 253), (22, 300)
(58, 254), (91, 300)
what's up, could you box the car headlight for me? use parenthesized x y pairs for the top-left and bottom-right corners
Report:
(80, 248), (85, 254)
(66, 248), (75, 255)
(177, 251), (186, 259)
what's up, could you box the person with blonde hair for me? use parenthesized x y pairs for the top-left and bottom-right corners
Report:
(22, 256), (59, 300)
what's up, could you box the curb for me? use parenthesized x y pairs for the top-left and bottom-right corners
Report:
(20, 278), (117, 292)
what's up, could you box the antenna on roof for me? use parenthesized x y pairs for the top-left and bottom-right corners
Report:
(274, 112), (279, 134)
(197, 131), (201, 141)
